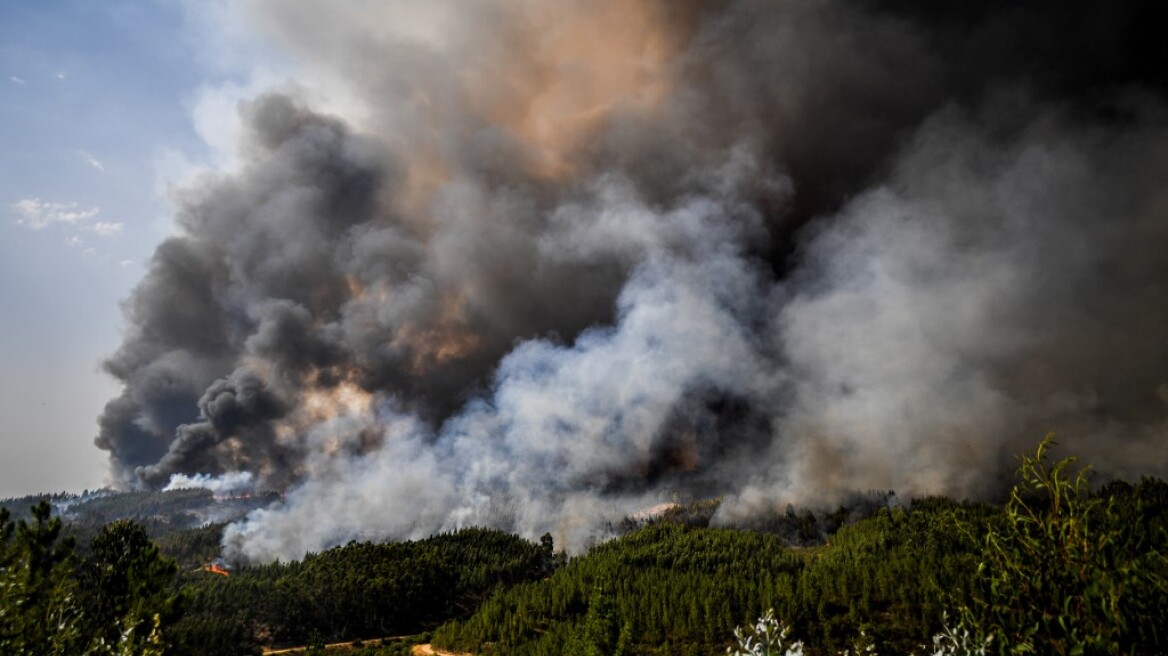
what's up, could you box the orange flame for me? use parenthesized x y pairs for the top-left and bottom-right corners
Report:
(204, 564), (230, 577)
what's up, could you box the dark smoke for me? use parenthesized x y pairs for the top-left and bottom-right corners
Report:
(95, 0), (1168, 560)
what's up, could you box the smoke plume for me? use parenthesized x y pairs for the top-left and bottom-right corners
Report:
(95, 0), (1168, 560)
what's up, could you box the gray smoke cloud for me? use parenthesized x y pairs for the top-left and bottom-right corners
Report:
(722, 107), (1168, 522)
(95, 0), (1168, 560)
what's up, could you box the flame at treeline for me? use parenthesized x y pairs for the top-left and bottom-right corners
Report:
(95, 0), (1168, 562)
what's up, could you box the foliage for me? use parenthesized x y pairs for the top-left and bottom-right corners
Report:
(727, 609), (805, 656)
(0, 503), (179, 656)
(565, 582), (631, 656)
(173, 527), (549, 652)
(0, 502), (84, 655)
(962, 436), (1168, 655)
(433, 496), (993, 656)
(1, 488), (280, 562)
(923, 618), (993, 656)
(727, 611), (992, 656)
(77, 520), (182, 650)
(0, 492), (89, 521)
(152, 522), (228, 570)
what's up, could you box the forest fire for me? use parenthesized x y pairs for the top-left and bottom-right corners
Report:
(203, 560), (231, 577)
(93, 0), (1168, 563)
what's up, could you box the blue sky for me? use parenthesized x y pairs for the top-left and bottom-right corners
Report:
(0, 0), (258, 497)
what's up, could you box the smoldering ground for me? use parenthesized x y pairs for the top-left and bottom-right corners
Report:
(95, 0), (1168, 560)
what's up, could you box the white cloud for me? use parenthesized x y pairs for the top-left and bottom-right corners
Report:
(90, 221), (123, 236)
(82, 247), (96, 256)
(65, 235), (85, 247)
(119, 259), (136, 268)
(12, 198), (101, 229)
(10, 76), (26, 85)
(78, 151), (106, 172)
(55, 71), (67, 80)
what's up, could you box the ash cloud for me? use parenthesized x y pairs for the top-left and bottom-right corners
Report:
(96, 0), (1168, 560)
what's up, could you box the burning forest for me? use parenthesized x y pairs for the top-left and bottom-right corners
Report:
(93, 0), (1168, 562)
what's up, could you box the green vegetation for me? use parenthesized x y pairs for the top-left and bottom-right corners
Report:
(963, 437), (1168, 655)
(0, 502), (175, 655)
(153, 522), (229, 571)
(433, 439), (1166, 655)
(0, 488), (280, 567)
(2, 439), (1165, 655)
(431, 500), (992, 655)
(173, 527), (551, 652)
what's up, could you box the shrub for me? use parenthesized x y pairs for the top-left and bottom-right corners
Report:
(962, 436), (1168, 655)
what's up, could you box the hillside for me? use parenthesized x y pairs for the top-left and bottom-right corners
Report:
(3, 442), (1166, 655)
(0, 487), (281, 569)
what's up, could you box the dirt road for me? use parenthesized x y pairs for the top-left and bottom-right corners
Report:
(259, 637), (470, 655)
(411, 645), (472, 656)
(262, 636), (410, 655)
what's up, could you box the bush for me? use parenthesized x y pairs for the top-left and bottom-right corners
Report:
(962, 436), (1168, 655)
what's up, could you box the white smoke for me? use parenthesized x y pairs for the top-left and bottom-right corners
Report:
(224, 181), (783, 560)
(165, 471), (255, 495)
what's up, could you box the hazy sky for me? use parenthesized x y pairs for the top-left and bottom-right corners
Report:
(0, 0), (274, 497)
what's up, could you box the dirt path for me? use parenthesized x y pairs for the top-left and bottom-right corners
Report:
(264, 641), (358, 655)
(260, 636), (471, 655)
(262, 636), (408, 655)
(411, 645), (472, 656)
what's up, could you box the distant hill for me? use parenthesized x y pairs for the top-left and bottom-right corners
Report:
(0, 487), (280, 566)
(2, 487), (279, 527)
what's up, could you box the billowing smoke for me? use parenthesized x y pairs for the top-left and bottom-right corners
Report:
(164, 471), (255, 496)
(95, 0), (1168, 560)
